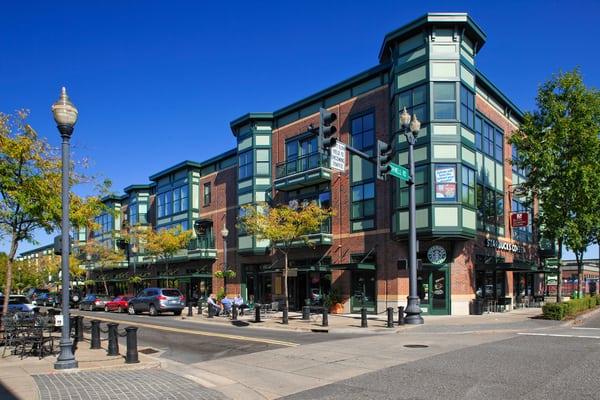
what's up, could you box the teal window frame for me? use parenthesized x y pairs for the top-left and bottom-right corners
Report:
(172, 185), (189, 214)
(399, 84), (427, 123)
(398, 165), (429, 207)
(462, 166), (476, 207)
(433, 83), (456, 120)
(476, 184), (504, 235)
(460, 85), (475, 129)
(238, 150), (253, 180)
(203, 182), (211, 206)
(350, 111), (376, 231)
(351, 182), (375, 223)
(129, 198), (138, 226)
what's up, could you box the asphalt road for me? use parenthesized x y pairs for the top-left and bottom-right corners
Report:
(283, 312), (600, 400)
(71, 309), (364, 364)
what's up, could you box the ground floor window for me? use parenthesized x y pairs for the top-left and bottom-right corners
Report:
(475, 270), (506, 299)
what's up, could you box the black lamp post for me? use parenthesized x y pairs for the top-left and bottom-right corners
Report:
(52, 87), (79, 369)
(400, 107), (424, 325)
(221, 226), (229, 294)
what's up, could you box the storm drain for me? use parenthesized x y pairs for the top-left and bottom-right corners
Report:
(139, 347), (159, 354)
(403, 344), (429, 348)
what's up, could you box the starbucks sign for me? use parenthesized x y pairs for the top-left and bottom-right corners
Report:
(427, 245), (447, 265)
(485, 238), (525, 254)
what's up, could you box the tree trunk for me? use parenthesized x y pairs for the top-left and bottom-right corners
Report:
(101, 266), (109, 295)
(557, 238), (563, 303)
(1, 237), (19, 329)
(283, 250), (289, 323)
(576, 252), (584, 297)
(165, 259), (169, 288)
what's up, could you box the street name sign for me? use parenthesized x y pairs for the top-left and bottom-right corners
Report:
(330, 142), (346, 172)
(389, 162), (410, 181)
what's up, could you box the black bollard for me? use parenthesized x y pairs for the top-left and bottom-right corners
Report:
(69, 316), (77, 338)
(198, 300), (203, 315)
(107, 322), (119, 356)
(282, 306), (288, 325)
(90, 319), (101, 349)
(208, 303), (214, 318)
(387, 307), (394, 328)
(232, 303), (238, 320)
(361, 307), (368, 328)
(322, 307), (328, 327)
(187, 301), (193, 317)
(397, 306), (405, 325)
(302, 306), (310, 320)
(125, 326), (140, 364)
(255, 304), (261, 323)
(76, 315), (84, 342)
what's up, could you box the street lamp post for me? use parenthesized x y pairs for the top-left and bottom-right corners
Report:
(52, 87), (79, 369)
(221, 226), (229, 294)
(400, 107), (424, 325)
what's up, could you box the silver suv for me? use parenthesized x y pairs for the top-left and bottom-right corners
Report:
(127, 288), (185, 316)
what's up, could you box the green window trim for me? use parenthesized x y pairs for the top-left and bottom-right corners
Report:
(433, 82), (457, 120)
(398, 84), (428, 125)
(238, 150), (253, 180)
(476, 184), (504, 235)
(398, 165), (429, 208)
(203, 182), (211, 206)
(462, 166), (476, 207)
(460, 85), (475, 130)
(350, 112), (376, 231)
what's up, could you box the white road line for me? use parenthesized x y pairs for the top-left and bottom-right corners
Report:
(572, 327), (600, 330)
(518, 332), (600, 339)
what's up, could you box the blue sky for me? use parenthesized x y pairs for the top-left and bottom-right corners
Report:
(1, 0), (599, 259)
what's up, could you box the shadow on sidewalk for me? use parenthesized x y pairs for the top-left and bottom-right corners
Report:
(0, 381), (18, 400)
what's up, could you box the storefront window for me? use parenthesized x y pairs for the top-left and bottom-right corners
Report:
(435, 164), (457, 201)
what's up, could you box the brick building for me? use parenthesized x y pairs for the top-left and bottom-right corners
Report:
(20, 13), (541, 315)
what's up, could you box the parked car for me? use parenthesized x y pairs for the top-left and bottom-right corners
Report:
(128, 288), (185, 316)
(34, 292), (58, 307)
(78, 294), (112, 311)
(104, 296), (132, 313)
(55, 289), (83, 308)
(25, 288), (50, 305)
(0, 295), (39, 314)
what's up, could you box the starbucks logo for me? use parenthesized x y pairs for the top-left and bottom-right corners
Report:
(427, 245), (447, 265)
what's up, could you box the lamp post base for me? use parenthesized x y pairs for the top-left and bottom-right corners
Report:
(404, 296), (424, 325)
(54, 341), (78, 370)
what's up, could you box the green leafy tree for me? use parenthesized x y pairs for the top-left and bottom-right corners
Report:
(83, 240), (125, 295)
(140, 227), (192, 287)
(239, 202), (333, 323)
(509, 69), (600, 300)
(0, 111), (108, 317)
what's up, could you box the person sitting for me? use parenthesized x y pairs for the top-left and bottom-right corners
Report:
(221, 296), (233, 317)
(233, 294), (249, 316)
(206, 293), (221, 316)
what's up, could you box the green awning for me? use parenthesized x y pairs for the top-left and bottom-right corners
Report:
(330, 263), (376, 271)
(259, 263), (376, 274)
(476, 262), (538, 272)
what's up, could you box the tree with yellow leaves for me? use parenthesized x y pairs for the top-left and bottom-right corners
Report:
(239, 202), (333, 324)
(140, 227), (192, 287)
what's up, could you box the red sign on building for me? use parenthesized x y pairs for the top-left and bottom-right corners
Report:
(511, 212), (529, 227)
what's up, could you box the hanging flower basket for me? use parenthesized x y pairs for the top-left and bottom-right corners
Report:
(214, 270), (236, 279)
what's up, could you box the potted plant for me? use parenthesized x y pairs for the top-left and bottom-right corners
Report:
(324, 288), (344, 314)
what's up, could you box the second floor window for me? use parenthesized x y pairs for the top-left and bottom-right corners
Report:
(129, 201), (138, 225)
(203, 183), (211, 206)
(157, 191), (172, 218)
(239, 150), (253, 180)
(94, 213), (113, 235)
(351, 113), (375, 152)
(460, 85), (475, 129)
(351, 182), (375, 223)
(399, 85), (427, 124)
(462, 166), (476, 207)
(433, 83), (456, 120)
(172, 185), (189, 213)
(284, 135), (319, 174)
(477, 185), (504, 235)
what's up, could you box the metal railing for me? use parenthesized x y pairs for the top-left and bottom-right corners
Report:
(187, 235), (215, 250)
(275, 152), (329, 179)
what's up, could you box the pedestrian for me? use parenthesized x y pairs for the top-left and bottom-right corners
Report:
(207, 293), (221, 316)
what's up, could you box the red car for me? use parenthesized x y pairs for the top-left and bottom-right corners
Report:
(104, 296), (132, 313)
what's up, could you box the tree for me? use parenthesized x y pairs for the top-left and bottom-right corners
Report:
(83, 240), (125, 295)
(239, 202), (333, 324)
(0, 111), (108, 317)
(509, 69), (600, 301)
(140, 227), (192, 287)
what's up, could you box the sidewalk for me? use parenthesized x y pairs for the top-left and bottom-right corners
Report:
(173, 306), (548, 334)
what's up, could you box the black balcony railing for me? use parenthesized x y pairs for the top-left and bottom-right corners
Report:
(276, 152), (329, 179)
(188, 235), (215, 250)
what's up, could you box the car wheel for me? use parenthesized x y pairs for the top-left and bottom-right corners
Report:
(88, 304), (94, 312)
(174, 310), (182, 316)
(128, 305), (136, 315)
(118, 306), (125, 313)
(104, 306), (110, 312)
(149, 305), (158, 316)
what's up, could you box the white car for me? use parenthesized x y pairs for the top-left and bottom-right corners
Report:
(0, 295), (38, 314)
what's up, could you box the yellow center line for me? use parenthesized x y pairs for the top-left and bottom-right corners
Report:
(78, 314), (298, 347)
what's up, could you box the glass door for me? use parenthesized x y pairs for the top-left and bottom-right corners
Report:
(418, 266), (450, 315)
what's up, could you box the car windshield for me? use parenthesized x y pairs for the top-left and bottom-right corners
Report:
(6, 296), (29, 304)
(161, 290), (181, 297)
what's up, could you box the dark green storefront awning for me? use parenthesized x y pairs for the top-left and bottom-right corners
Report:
(329, 263), (376, 271)
(259, 263), (376, 274)
(476, 261), (538, 272)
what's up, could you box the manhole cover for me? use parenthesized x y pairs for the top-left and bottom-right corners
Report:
(403, 344), (429, 348)
(139, 348), (159, 354)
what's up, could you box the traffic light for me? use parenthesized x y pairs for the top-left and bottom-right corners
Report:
(318, 107), (337, 153)
(53, 235), (72, 256)
(376, 140), (393, 180)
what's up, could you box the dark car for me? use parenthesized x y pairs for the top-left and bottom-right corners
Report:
(55, 289), (83, 308)
(78, 294), (112, 311)
(34, 292), (58, 307)
(128, 288), (185, 316)
(0, 295), (39, 314)
(25, 288), (50, 304)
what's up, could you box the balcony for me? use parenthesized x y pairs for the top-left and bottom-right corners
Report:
(274, 152), (332, 191)
(275, 218), (333, 248)
(187, 234), (217, 259)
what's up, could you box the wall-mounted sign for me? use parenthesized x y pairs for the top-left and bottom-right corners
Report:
(427, 245), (447, 265)
(435, 165), (456, 200)
(485, 238), (525, 254)
(511, 212), (529, 227)
(330, 142), (346, 172)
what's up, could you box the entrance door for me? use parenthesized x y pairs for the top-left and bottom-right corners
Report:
(350, 270), (376, 313)
(418, 266), (450, 315)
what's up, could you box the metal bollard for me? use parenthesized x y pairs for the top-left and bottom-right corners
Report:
(198, 301), (203, 315)
(107, 322), (119, 356)
(90, 319), (101, 349)
(255, 304), (261, 323)
(69, 316), (77, 338)
(125, 326), (140, 364)
(187, 301), (193, 317)
(361, 307), (368, 328)
(208, 304), (214, 318)
(282, 306), (288, 325)
(232, 303), (238, 320)
(302, 306), (310, 320)
(322, 308), (328, 327)
(397, 306), (405, 325)
(387, 307), (394, 328)
(76, 315), (84, 342)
